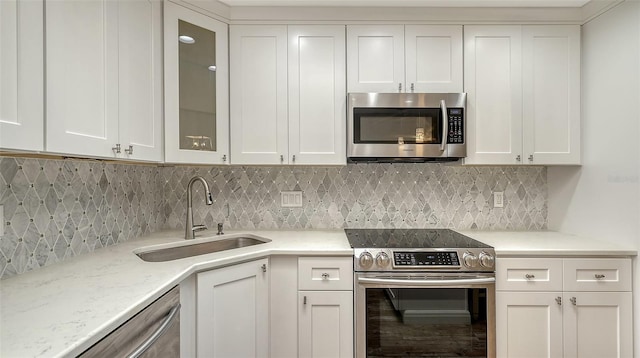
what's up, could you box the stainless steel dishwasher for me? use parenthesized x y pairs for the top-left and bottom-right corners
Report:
(79, 286), (181, 358)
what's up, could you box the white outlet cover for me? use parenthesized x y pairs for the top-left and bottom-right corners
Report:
(281, 191), (303, 208)
(493, 192), (504, 208)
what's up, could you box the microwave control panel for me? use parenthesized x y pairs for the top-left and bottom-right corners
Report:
(447, 108), (464, 144)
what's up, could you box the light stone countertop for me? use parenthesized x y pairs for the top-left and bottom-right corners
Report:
(0, 229), (636, 358)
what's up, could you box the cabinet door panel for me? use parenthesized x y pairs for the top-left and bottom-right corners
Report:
(118, 0), (162, 162)
(347, 25), (404, 93)
(496, 292), (563, 358)
(522, 25), (580, 165)
(288, 25), (346, 165)
(46, 0), (119, 157)
(299, 291), (353, 358)
(563, 292), (632, 358)
(164, 2), (229, 164)
(405, 25), (463, 93)
(464, 26), (522, 165)
(230, 25), (288, 164)
(0, 0), (43, 151)
(197, 258), (269, 358)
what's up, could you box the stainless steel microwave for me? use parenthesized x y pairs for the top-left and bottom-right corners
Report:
(347, 93), (467, 162)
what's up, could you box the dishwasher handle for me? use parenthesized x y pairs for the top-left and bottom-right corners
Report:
(358, 276), (495, 287)
(126, 303), (181, 358)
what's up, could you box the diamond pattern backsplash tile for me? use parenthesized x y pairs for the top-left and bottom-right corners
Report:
(1, 156), (546, 279)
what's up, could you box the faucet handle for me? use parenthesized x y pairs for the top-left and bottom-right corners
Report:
(192, 224), (207, 233)
(217, 223), (224, 235)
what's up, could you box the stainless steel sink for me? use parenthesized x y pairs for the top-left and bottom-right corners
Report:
(136, 235), (271, 262)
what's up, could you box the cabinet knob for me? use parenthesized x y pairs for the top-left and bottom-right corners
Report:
(398, 83), (402, 93)
(222, 154), (227, 163)
(124, 145), (134, 155)
(280, 155), (284, 162)
(303, 296), (307, 305)
(261, 264), (267, 273)
(555, 296), (562, 306)
(528, 154), (534, 162)
(321, 273), (330, 280)
(292, 155), (296, 163)
(570, 297), (577, 305)
(410, 83), (415, 93)
(524, 274), (535, 280)
(112, 143), (121, 154)
(516, 155), (521, 162)
(595, 274), (606, 279)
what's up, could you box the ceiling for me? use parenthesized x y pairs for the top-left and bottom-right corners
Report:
(218, 0), (592, 7)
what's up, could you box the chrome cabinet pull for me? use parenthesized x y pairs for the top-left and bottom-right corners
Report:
(126, 303), (181, 358)
(398, 83), (402, 93)
(516, 155), (521, 162)
(555, 296), (562, 306)
(410, 83), (415, 93)
(321, 273), (330, 280)
(124, 145), (134, 155)
(528, 154), (534, 162)
(222, 154), (227, 163)
(525, 274), (535, 279)
(292, 155), (296, 163)
(303, 296), (307, 305)
(280, 155), (284, 162)
(570, 297), (577, 305)
(595, 274), (606, 279)
(261, 264), (267, 273)
(112, 144), (121, 153)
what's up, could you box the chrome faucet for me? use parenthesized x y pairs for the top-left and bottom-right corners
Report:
(185, 176), (213, 240)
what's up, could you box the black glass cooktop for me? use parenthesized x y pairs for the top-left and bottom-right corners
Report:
(344, 229), (492, 249)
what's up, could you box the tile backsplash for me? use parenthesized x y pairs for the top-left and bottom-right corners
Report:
(0, 156), (546, 279)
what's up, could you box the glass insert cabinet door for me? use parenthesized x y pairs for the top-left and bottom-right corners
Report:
(164, 2), (229, 164)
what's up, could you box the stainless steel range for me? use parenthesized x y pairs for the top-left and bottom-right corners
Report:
(346, 229), (496, 358)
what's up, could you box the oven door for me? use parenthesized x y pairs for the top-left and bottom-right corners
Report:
(355, 272), (496, 358)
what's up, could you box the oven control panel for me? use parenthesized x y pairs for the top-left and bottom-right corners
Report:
(394, 251), (459, 267)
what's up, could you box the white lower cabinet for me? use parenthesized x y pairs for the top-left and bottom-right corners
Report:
(298, 291), (353, 358)
(196, 258), (269, 358)
(496, 258), (632, 358)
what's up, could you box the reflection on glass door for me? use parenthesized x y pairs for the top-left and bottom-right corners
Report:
(178, 20), (216, 151)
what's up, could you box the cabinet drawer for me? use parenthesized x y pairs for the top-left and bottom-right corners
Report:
(563, 259), (631, 292)
(298, 257), (353, 291)
(496, 258), (563, 291)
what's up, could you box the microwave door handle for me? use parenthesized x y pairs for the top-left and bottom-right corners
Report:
(440, 99), (448, 151)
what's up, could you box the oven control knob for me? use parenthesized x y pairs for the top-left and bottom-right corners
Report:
(479, 252), (495, 268)
(463, 252), (479, 268)
(376, 252), (390, 268)
(359, 252), (374, 269)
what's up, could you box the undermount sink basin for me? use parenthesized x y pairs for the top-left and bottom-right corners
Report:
(136, 234), (271, 262)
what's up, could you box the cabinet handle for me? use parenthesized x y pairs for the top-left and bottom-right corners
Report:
(570, 297), (577, 305)
(303, 296), (307, 305)
(524, 274), (535, 280)
(292, 155), (296, 163)
(555, 296), (562, 306)
(280, 155), (284, 162)
(440, 100), (448, 152)
(516, 155), (521, 162)
(595, 274), (606, 279)
(398, 83), (402, 93)
(112, 143), (121, 154)
(124, 145), (134, 155)
(321, 273), (330, 280)
(410, 83), (415, 93)
(222, 154), (227, 163)
(126, 303), (181, 358)
(261, 264), (267, 273)
(528, 154), (534, 162)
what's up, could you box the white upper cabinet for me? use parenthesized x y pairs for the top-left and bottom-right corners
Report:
(347, 25), (463, 93)
(230, 25), (346, 165)
(0, 0), (44, 152)
(46, 0), (162, 161)
(288, 25), (346, 165)
(230, 25), (288, 165)
(522, 25), (581, 165)
(164, 2), (229, 164)
(464, 25), (581, 165)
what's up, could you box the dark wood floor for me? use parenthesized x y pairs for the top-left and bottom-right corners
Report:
(366, 289), (487, 358)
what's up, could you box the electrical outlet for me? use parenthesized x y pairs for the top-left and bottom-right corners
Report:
(281, 191), (303, 208)
(493, 192), (504, 208)
(0, 205), (4, 237)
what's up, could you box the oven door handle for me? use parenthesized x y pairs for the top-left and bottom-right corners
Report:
(358, 276), (495, 286)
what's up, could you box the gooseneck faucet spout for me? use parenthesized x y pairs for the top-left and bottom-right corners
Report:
(185, 176), (213, 240)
